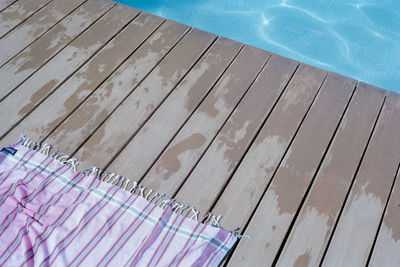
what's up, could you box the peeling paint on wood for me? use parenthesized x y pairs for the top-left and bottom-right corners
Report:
(0, 0), (87, 66)
(175, 55), (298, 214)
(0, 12), (164, 148)
(43, 20), (190, 155)
(277, 82), (385, 266)
(0, 4), (138, 139)
(0, 0), (53, 38)
(211, 64), (326, 234)
(370, 169), (400, 266)
(0, 0), (17, 11)
(73, 28), (217, 169)
(76, 36), (240, 170)
(0, 0), (115, 100)
(323, 91), (400, 267)
(227, 72), (354, 266)
(0, 2), (397, 266)
(138, 45), (269, 196)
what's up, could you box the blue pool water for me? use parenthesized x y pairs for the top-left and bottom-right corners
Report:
(117, 0), (400, 93)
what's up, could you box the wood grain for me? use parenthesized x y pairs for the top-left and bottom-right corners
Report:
(0, 1), (397, 265)
(276, 82), (385, 266)
(0, 0), (17, 12)
(74, 36), (240, 170)
(210, 64), (326, 231)
(0, 5), (139, 140)
(227, 72), (355, 266)
(0, 12), (165, 148)
(129, 45), (270, 196)
(0, 0), (115, 100)
(369, 167), (400, 266)
(0, 0), (86, 66)
(0, 0), (53, 38)
(175, 54), (298, 213)
(322, 90), (400, 267)
(0, 4), (139, 139)
(43, 22), (199, 155)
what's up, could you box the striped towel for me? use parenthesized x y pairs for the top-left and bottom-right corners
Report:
(0, 140), (237, 266)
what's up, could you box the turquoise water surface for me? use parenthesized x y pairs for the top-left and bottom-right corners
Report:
(116, 0), (400, 93)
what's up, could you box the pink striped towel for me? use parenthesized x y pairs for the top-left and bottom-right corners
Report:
(0, 138), (237, 266)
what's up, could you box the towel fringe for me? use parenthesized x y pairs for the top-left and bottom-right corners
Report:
(230, 227), (252, 239)
(18, 134), (225, 227)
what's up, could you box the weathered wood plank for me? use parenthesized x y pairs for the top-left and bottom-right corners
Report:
(0, 12), (165, 148)
(369, 167), (400, 266)
(0, 0), (17, 12)
(226, 72), (355, 266)
(133, 45), (270, 196)
(0, 0), (86, 66)
(43, 25), (212, 156)
(0, 4), (139, 139)
(0, 0), (53, 38)
(276, 83), (385, 266)
(175, 54), (298, 213)
(322, 90), (400, 267)
(0, 0), (115, 100)
(0, 1), (396, 265)
(74, 36), (241, 170)
(209, 64), (326, 232)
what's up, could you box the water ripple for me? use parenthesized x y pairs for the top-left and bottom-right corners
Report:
(117, 0), (399, 92)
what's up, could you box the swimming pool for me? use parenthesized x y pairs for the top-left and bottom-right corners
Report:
(116, 0), (400, 93)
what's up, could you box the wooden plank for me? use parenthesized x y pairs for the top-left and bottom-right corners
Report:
(0, 0), (115, 100)
(0, 12), (165, 148)
(175, 54), (298, 212)
(74, 36), (242, 170)
(0, 0), (17, 12)
(226, 72), (355, 266)
(369, 167), (400, 266)
(0, 0), (54, 38)
(276, 83), (385, 266)
(208, 64), (326, 231)
(0, 4), (139, 139)
(322, 90), (400, 267)
(132, 45), (271, 195)
(43, 25), (212, 156)
(0, 0), (86, 66)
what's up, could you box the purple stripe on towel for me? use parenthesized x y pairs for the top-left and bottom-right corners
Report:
(0, 142), (237, 266)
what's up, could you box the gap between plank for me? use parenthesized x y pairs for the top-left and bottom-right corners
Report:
(95, 31), (219, 175)
(271, 79), (358, 265)
(0, 10), (142, 141)
(0, 0), (56, 39)
(43, 24), (194, 155)
(66, 27), (206, 160)
(221, 70), (329, 266)
(104, 43), (245, 183)
(38, 18), (170, 146)
(171, 52), (274, 200)
(319, 92), (387, 265)
(0, 1), (116, 101)
(0, 0), (18, 13)
(366, 163), (400, 266)
(200, 61), (300, 218)
(0, 0), (89, 70)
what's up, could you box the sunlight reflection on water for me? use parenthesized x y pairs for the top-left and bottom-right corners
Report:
(117, 0), (400, 92)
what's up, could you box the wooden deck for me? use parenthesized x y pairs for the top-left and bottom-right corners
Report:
(0, 0), (399, 265)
